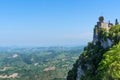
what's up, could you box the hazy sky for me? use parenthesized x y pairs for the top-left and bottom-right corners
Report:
(0, 0), (120, 46)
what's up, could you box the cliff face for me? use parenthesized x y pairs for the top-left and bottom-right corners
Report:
(67, 17), (120, 80)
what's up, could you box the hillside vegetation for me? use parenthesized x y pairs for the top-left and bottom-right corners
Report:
(67, 25), (120, 80)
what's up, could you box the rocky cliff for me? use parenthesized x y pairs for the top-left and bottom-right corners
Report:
(67, 17), (120, 80)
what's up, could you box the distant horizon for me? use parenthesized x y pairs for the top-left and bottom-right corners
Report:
(0, 43), (86, 48)
(0, 0), (120, 46)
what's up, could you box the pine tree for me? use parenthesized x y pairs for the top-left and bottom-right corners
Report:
(115, 19), (119, 25)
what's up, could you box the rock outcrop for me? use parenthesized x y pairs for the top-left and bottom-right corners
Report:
(67, 16), (120, 80)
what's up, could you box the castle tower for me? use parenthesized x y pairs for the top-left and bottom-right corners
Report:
(96, 16), (109, 30)
(93, 16), (112, 44)
(99, 16), (104, 22)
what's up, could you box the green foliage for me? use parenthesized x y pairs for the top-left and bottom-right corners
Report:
(67, 25), (120, 80)
(109, 25), (120, 44)
(96, 42), (120, 80)
(67, 60), (79, 80)
(67, 41), (107, 80)
(96, 25), (120, 45)
(98, 28), (108, 40)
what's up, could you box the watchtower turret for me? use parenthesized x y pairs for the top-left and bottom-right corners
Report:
(99, 16), (104, 22)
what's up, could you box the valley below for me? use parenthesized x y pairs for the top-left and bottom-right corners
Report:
(0, 46), (84, 80)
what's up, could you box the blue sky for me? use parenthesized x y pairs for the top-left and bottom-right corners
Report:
(0, 0), (120, 47)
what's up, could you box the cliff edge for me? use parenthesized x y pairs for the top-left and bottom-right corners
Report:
(67, 16), (120, 80)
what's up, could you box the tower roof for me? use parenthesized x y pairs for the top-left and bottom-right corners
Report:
(99, 16), (104, 22)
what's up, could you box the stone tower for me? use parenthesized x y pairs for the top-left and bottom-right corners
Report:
(96, 16), (111, 31)
(99, 16), (104, 22)
(93, 16), (112, 45)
